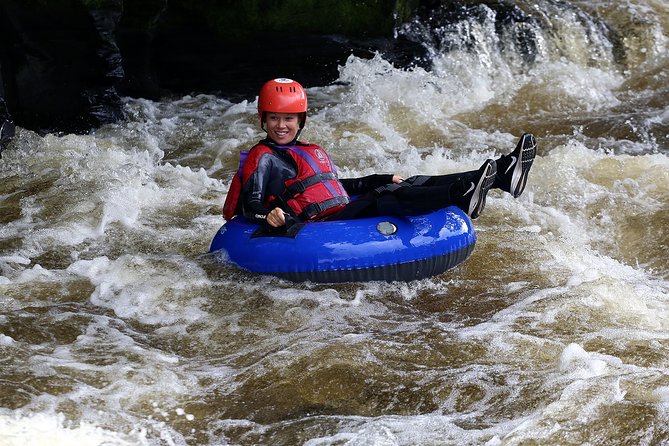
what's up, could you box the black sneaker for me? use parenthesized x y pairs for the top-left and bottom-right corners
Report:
(495, 133), (537, 198)
(457, 159), (497, 220)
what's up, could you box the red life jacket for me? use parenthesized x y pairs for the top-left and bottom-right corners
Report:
(223, 142), (349, 221)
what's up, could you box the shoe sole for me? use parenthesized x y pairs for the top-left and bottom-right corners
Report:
(509, 133), (537, 198)
(469, 159), (497, 219)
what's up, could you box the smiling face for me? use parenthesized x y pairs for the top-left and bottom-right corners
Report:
(264, 112), (300, 145)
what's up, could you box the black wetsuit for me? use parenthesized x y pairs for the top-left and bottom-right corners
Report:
(241, 140), (474, 224)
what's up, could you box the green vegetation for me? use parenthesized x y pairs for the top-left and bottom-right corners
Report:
(20, 0), (418, 38)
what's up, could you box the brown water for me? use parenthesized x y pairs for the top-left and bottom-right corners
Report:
(1, 1), (668, 445)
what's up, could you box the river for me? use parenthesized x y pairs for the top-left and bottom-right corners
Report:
(1, 0), (668, 445)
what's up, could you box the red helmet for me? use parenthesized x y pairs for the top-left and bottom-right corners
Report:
(258, 78), (307, 130)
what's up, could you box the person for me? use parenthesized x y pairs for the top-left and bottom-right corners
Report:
(223, 78), (536, 228)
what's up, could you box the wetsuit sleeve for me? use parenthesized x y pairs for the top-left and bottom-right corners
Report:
(241, 154), (275, 223)
(340, 174), (394, 195)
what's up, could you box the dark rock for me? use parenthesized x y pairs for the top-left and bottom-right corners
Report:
(0, 0), (547, 137)
(120, 0), (424, 100)
(115, 0), (167, 99)
(0, 65), (15, 155)
(0, 0), (124, 135)
(0, 101), (15, 157)
(0, 0), (423, 134)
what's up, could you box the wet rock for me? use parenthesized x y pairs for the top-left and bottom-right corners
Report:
(0, 76), (15, 155)
(119, 0), (424, 100)
(0, 0), (125, 135)
(0, 0), (548, 136)
(0, 0), (423, 135)
(115, 0), (168, 99)
(0, 114), (15, 157)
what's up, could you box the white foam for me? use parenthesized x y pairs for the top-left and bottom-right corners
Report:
(0, 5), (667, 445)
(302, 413), (525, 446)
(0, 333), (15, 346)
(0, 255), (31, 265)
(558, 343), (608, 377)
(0, 412), (145, 446)
(655, 386), (669, 403)
(67, 255), (211, 325)
(14, 264), (55, 283)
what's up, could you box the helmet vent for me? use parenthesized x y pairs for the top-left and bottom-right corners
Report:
(258, 78), (307, 128)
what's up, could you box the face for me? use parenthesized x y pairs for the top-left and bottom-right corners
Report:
(264, 112), (300, 144)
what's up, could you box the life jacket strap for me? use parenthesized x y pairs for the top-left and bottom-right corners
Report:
(403, 175), (430, 186)
(373, 182), (409, 195)
(284, 172), (338, 197)
(298, 196), (350, 221)
(371, 175), (432, 196)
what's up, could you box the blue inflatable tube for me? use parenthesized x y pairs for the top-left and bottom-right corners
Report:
(209, 206), (476, 283)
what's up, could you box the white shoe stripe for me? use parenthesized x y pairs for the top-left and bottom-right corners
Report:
(504, 155), (517, 174)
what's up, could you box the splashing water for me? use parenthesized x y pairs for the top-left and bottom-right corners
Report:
(1, 1), (669, 445)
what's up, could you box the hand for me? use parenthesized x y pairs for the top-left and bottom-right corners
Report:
(392, 175), (404, 184)
(266, 207), (286, 227)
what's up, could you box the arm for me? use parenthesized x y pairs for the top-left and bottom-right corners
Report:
(241, 151), (293, 227)
(241, 154), (277, 224)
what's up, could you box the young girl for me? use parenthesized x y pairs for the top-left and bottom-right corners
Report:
(224, 78), (536, 228)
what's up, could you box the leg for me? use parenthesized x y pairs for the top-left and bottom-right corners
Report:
(391, 160), (497, 219)
(402, 172), (466, 187)
(326, 194), (380, 220)
(451, 159), (496, 219)
(494, 133), (537, 198)
(334, 159), (497, 220)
